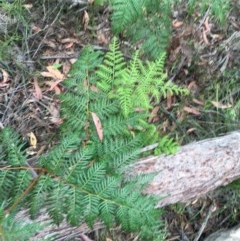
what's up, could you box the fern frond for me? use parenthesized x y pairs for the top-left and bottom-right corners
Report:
(0, 128), (27, 166)
(154, 135), (179, 155)
(29, 175), (53, 218)
(97, 38), (125, 92)
(47, 181), (66, 225)
(0, 42), (187, 240)
(0, 206), (45, 241)
(0, 170), (16, 202)
(109, 0), (145, 33)
(116, 86), (133, 117)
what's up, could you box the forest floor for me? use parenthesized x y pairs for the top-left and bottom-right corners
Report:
(1, 0), (240, 240)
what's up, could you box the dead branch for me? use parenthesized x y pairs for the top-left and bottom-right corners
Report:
(133, 131), (240, 207)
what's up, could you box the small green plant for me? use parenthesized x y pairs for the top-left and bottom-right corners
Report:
(108, 0), (231, 58)
(0, 206), (47, 241)
(0, 38), (187, 240)
(0, 0), (29, 62)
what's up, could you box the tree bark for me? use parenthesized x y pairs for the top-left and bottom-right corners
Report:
(133, 131), (240, 207)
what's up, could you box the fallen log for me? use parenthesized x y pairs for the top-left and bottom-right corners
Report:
(133, 131), (240, 207)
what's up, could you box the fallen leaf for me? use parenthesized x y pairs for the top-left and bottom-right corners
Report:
(91, 112), (103, 141)
(204, 16), (211, 32)
(183, 106), (201, 115)
(42, 39), (57, 49)
(64, 42), (74, 49)
(187, 128), (196, 133)
(40, 71), (56, 78)
(32, 25), (42, 33)
(45, 81), (62, 94)
(192, 98), (204, 106)
(211, 101), (232, 109)
(82, 10), (90, 31)
(90, 85), (98, 92)
(1, 69), (9, 83)
(27, 132), (37, 149)
(46, 66), (64, 80)
(97, 29), (109, 44)
(60, 38), (80, 44)
(23, 4), (33, 9)
(172, 20), (183, 28)
(62, 61), (71, 75)
(188, 81), (200, 95)
(149, 106), (160, 122)
(202, 29), (210, 45)
(167, 91), (174, 109)
(49, 102), (63, 125)
(202, 16), (211, 45)
(33, 77), (43, 100)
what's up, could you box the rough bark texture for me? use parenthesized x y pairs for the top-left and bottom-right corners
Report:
(133, 131), (240, 207)
(17, 131), (240, 239)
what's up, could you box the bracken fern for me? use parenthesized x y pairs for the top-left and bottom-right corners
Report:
(109, 0), (231, 58)
(0, 38), (188, 240)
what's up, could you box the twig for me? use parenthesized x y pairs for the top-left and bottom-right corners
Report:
(196, 8), (210, 32)
(193, 204), (215, 241)
(140, 143), (159, 153)
(32, 5), (63, 58)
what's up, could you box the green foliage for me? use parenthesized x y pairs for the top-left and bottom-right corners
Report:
(154, 135), (179, 155)
(0, 39), (187, 240)
(0, 205), (46, 241)
(108, 0), (231, 58)
(109, 0), (171, 59)
(97, 38), (188, 117)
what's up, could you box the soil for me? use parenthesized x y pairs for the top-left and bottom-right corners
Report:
(0, 0), (240, 240)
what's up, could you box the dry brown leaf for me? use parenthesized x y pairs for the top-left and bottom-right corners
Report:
(41, 71), (56, 78)
(27, 132), (37, 149)
(32, 25), (42, 33)
(33, 77), (43, 100)
(61, 38), (79, 44)
(90, 85), (98, 92)
(167, 91), (174, 109)
(97, 29), (109, 44)
(149, 106), (160, 123)
(192, 98), (204, 106)
(62, 61), (71, 75)
(69, 58), (78, 64)
(91, 112), (103, 142)
(46, 66), (64, 80)
(1, 69), (9, 83)
(204, 16), (211, 32)
(202, 29), (210, 45)
(45, 81), (62, 94)
(82, 10), (90, 31)
(23, 4), (33, 9)
(49, 102), (63, 125)
(211, 101), (232, 109)
(42, 39), (57, 49)
(187, 128), (196, 134)
(183, 106), (201, 115)
(172, 20), (184, 28)
(64, 42), (74, 49)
